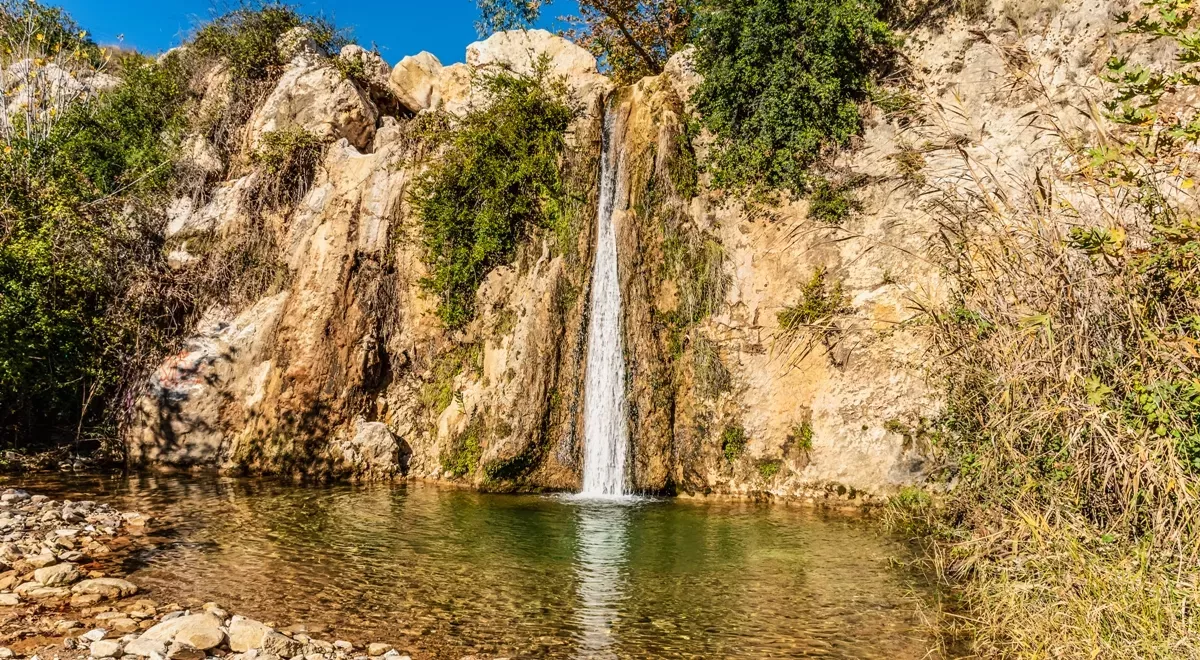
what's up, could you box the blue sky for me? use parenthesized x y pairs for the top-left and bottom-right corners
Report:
(54, 1), (579, 65)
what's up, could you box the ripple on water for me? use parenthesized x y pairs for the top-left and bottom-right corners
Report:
(9, 474), (939, 659)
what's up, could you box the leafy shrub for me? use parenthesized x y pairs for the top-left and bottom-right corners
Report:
(692, 0), (893, 195)
(0, 44), (191, 445)
(789, 421), (814, 452)
(191, 2), (343, 83)
(411, 64), (575, 328)
(806, 178), (859, 225)
(757, 459), (782, 480)
(721, 424), (747, 462)
(441, 417), (483, 477)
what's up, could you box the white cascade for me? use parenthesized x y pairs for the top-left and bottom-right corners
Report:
(580, 107), (629, 497)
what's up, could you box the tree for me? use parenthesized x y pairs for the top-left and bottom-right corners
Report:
(476, 0), (694, 82)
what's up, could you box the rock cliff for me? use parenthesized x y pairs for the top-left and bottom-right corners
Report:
(128, 0), (1124, 502)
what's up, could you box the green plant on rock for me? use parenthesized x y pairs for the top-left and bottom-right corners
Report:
(806, 177), (860, 226)
(691, 0), (894, 195)
(410, 62), (575, 328)
(420, 343), (483, 414)
(757, 459), (782, 480)
(441, 417), (484, 478)
(789, 421), (814, 453)
(721, 424), (747, 463)
(191, 2), (344, 83)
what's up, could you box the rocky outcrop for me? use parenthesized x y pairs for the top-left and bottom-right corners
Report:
(131, 0), (1134, 502)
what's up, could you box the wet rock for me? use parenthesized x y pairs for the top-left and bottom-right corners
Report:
(90, 640), (123, 658)
(72, 578), (139, 600)
(33, 562), (80, 586)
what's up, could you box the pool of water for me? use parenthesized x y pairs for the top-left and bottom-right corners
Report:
(8, 474), (937, 659)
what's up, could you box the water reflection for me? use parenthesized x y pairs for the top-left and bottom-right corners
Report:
(572, 501), (632, 659)
(6, 474), (940, 659)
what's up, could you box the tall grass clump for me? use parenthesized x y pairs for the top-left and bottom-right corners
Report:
(410, 61), (575, 328)
(891, 1), (1200, 654)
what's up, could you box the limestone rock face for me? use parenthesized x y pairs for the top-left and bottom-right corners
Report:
(133, 10), (1120, 501)
(248, 56), (378, 150)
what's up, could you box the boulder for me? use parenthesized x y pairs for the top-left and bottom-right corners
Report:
(388, 51), (443, 113)
(227, 616), (273, 652)
(15, 581), (70, 601)
(33, 562), (80, 586)
(140, 614), (225, 651)
(71, 578), (138, 600)
(258, 632), (304, 657)
(248, 56), (377, 151)
(336, 420), (399, 478)
(338, 45), (394, 110)
(466, 29), (598, 80)
(123, 639), (167, 658)
(89, 640), (123, 658)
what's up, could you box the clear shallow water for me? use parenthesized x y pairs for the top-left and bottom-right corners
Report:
(9, 474), (936, 659)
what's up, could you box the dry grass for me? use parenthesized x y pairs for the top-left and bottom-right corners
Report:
(882, 7), (1200, 654)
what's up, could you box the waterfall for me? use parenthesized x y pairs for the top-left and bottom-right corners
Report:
(580, 106), (629, 497)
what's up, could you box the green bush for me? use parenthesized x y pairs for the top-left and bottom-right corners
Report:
(806, 178), (859, 225)
(692, 0), (893, 195)
(721, 424), (747, 462)
(411, 64), (575, 328)
(777, 268), (847, 329)
(191, 2), (344, 83)
(0, 48), (191, 444)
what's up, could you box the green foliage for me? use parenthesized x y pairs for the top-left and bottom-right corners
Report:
(191, 2), (343, 83)
(777, 268), (847, 330)
(411, 64), (575, 328)
(441, 417), (484, 478)
(691, 0), (893, 194)
(720, 424), (747, 462)
(757, 459), (782, 480)
(806, 177), (859, 225)
(0, 46), (191, 443)
(251, 126), (324, 210)
(790, 421), (814, 452)
(420, 344), (483, 414)
(0, 0), (101, 66)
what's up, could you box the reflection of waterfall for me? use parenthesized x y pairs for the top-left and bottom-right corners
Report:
(581, 103), (629, 497)
(573, 503), (630, 659)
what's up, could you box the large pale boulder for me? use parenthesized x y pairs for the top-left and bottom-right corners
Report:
(227, 616), (273, 652)
(248, 57), (378, 151)
(139, 614), (225, 651)
(466, 29), (598, 79)
(387, 52), (472, 115)
(338, 44), (394, 110)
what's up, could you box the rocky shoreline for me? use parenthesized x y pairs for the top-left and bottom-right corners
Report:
(0, 489), (418, 660)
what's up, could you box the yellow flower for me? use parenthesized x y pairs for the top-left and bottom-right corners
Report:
(35, 33), (43, 42)
(1184, 179), (1195, 190)
(79, 30), (87, 39)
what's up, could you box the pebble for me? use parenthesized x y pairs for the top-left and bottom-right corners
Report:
(0, 648), (12, 659)
(82, 629), (109, 642)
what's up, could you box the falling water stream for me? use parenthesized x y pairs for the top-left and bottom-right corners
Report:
(580, 106), (629, 498)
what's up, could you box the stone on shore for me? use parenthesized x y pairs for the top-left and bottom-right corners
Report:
(72, 578), (139, 599)
(366, 644), (391, 657)
(258, 631), (304, 657)
(123, 639), (167, 658)
(34, 562), (80, 586)
(140, 613), (225, 650)
(89, 640), (122, 658)
(166, 642), (205, 660)
(0, 594), (19, 606)
(227, 616), (274, 652)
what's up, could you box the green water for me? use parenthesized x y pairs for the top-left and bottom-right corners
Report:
(13, 474), (937, 659)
